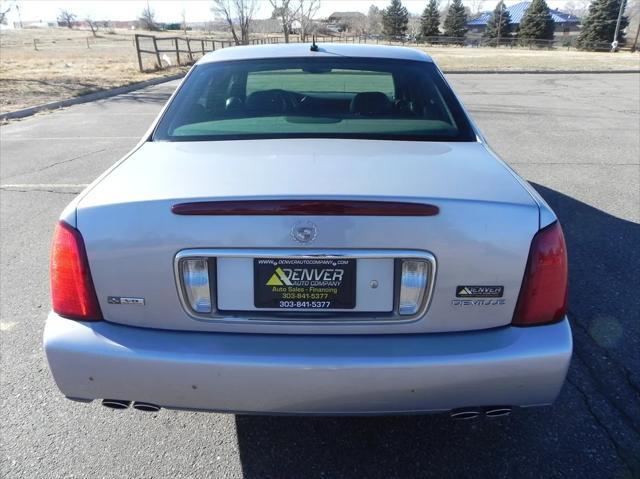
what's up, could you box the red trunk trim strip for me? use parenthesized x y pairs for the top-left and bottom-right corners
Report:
(172, 200), (439, 216)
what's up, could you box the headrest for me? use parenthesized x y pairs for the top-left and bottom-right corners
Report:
(350, 92), (391, 116)
(245, 90), (286, 114)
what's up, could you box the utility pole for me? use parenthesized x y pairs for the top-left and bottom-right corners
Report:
(631, 20), (640, 52)
(611, 0), (626, 51)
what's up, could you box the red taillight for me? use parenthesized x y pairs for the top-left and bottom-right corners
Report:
(512, 221), (568, 326)
(50, 221), (102, 320)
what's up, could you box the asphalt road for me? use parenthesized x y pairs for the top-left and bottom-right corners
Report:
(1, 73), (639, 479)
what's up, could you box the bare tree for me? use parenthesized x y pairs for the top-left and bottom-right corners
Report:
(467, 0), (483, 17)
(269, 0), (299, 42)
(408, 14), (421, 38)
(0, 0), (14, 25)
(57, 9), (77, 29)
(85, 16), (99, 37)
(211, 0), (257, 45)
(139, 5), (159, 31)
(564, 0), (591, 18)
(181, 8), (187, 35)
(345, 15), (367, 35)
(367, 5), (383, 34)
(235, 0), (257, 44)
(295, 0), (320, 42)
(212, 0), (240, 44)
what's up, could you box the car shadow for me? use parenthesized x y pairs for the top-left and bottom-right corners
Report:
(234, 183), (640, 479)
(532, 183), (639, 386)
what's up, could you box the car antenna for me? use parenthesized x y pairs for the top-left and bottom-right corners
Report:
(310, 35), (319, 52)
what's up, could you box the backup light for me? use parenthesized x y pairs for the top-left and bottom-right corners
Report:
(399, 260), (429, 315)
(182, 259), (212, 313)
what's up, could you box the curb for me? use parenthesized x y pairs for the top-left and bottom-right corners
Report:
(0, 73), (185, 121)
(443, 69), (640, 74)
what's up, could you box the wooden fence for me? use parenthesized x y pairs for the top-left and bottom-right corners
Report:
(134, 33), (632, 72)
(135, 34), (212, 71)
(133, 34), (376, 71)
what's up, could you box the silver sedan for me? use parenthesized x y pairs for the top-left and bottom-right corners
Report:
(44, 43), (571, 417)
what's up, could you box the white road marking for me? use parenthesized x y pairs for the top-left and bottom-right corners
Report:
(1, 184), (89, 189)
(0, 322), (18, 332)
(0, 137), (140, 141)
(46, 112), (158, 116)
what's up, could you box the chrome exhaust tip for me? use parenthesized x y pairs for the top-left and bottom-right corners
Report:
(485, 407), (512, 418)
(132, 401), (161, 412)
(102, 399), (131, 409)
(450, 409), (480, 420)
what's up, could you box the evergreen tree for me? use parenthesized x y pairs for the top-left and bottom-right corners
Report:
(382, 0), (410, 39)
(420, 0), (441, 38)
(443, 0), (468, 38)
(518, 0), (556, 42)
(484, 1), (512, 42)
(577, 0), (628, 49)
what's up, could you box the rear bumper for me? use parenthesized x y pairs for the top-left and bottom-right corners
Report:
(44, 312), (572, 415)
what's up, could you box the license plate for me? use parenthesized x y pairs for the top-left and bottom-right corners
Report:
(254, 258), (356, 310)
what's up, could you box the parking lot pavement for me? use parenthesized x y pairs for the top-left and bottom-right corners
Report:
(1, 73), (638, 479)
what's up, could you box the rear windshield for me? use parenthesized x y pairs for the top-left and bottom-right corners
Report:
(153, 57), (476, 142)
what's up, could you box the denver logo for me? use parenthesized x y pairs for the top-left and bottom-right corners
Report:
(266, 268), (293, 286)
(455, 285), (504, 298)
(267, 268), (345, 286)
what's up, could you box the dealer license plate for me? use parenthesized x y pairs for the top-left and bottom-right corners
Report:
(254, 258), (356, 309)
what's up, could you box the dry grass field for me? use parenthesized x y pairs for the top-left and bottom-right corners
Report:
(425, 45), (640, 71)
(0, 28), (196, 112)
(1, 27), (639, 113)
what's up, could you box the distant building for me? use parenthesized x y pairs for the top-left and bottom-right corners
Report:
(326, 11), (366, 33)
(14, 21), (56, 29)
(250, 18), (281, 34)
(467, 2), (580, 38)
(327, 12), (366, 23)
(108, 20), (140, 30)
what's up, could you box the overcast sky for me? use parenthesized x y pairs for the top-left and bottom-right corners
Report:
(6, 0), (579, 23)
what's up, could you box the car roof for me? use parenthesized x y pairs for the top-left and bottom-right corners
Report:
(197, 43), (433, 64)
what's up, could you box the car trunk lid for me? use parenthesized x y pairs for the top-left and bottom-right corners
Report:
(76, 139), (539, 334)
